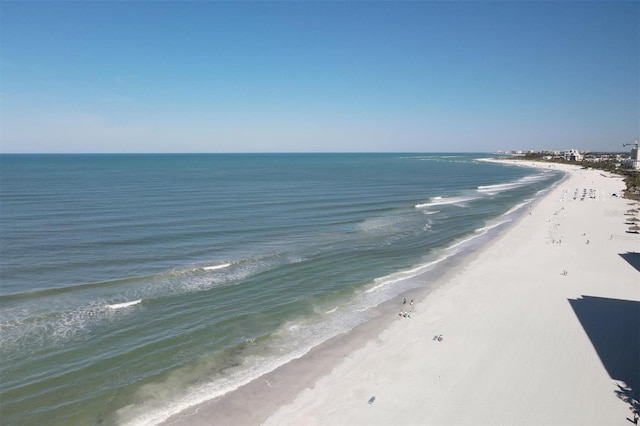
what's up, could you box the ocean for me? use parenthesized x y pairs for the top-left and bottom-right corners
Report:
(0, 153), (563, 425)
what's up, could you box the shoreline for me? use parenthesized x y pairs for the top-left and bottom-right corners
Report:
(158, 210), (496, 426)
(161, 160), (639, 425)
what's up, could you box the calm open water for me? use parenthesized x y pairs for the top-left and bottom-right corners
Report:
(0, 153), (562, 425)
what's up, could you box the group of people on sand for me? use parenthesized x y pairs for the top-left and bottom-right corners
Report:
(397, 297), (444, 341)
(399, 297), (414, 318)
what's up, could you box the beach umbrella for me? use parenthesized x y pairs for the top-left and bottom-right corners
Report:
(627, 217), (640, 222)
(627, 209), (639, 213)
(628, 225), (640, 233)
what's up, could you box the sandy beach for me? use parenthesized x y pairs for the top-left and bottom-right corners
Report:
(164, 161), (639, 426)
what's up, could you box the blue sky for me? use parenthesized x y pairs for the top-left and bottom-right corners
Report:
(1, 1), (638, 153)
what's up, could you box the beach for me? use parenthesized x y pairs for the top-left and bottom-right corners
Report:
(1, 154), (571, 426)
(163, 160), (639, 426)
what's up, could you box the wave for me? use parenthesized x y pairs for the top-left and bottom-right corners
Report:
(416, 170), (554, 214)
(118, 302), (370, 426)
(477, 182), (522, 193)
(445, 233), (482, 251)
(447, 218), (513, 252)
(415, 196), (479, 209)
(474, 219), (511, 234)
(357, 215), (404, 234)
(0, 298), (144, 350)
(107, 299), (142, 310)
(412, 156), (477, 164)
(316, 203), (524, 319)
(1, 258), (262, 316)
(0, 275), (150, 302)
(364, 251), (457, 294)
(2, 261), (236, 302)
(202, 263), (232, 271)
(0, 253), (310, 352)
(501, 199), (533, 216)
(477, 173), (549, 195)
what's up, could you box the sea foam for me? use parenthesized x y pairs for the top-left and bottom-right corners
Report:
(203, 263), (231, 271)
(416, 196), (479, 209)
(107, 299), (142, 309)
(477, 174), (549, 195)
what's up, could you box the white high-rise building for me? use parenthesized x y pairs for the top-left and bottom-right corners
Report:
(623, 141), (639, 170)
(563, 149), (583, 162)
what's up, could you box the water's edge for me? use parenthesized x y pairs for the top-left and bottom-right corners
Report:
(160, 164), (565, 425)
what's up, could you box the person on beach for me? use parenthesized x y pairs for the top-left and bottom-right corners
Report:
(399, 309), (411, 318)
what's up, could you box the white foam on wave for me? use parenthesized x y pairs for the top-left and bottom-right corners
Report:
(446, 234), (482, 251)
(447, 217), (513, 252)
(203, 263), (231, 271)
(477, 173), (549, 195)
(2, 297), (145, 351)
(357, 216), (399, 234)
(176, 260), (268, 293)
(474, 219), (511, 234)
(119, 348), (317, 426)
(106, 299), (142, 310)
(118, 303), (368, 426)
(477, 182), (521, 193)
(415, 196), (478, 209)
(501, 199), (533, 216)
(325, 306), (338, 314)
(365, 251), (457, 294)
(447, 219), (509, 251)
(521, 173), (548, 181)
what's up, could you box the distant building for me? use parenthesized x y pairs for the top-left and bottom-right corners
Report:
(563, 149), (583, 162)
(622, 141), (640, 170)
(583, 155), (601, 163)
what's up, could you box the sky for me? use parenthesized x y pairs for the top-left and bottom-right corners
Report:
(1, 1), (638, 154)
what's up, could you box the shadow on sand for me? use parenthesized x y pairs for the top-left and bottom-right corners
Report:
(569, 296), (640, 416)
(619, 252), (640, 273)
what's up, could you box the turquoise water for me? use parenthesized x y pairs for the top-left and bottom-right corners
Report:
(0, 153), (562, 425)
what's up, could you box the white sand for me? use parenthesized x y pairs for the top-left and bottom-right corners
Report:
(262, 161), (640, 426)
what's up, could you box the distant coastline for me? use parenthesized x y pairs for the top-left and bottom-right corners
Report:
(493, 154), (640, 201)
